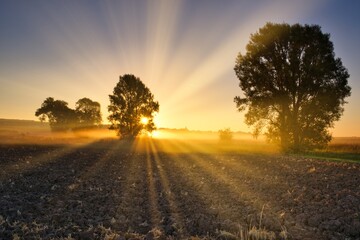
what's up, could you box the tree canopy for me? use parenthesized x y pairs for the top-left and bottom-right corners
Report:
(234, 23), (351, 152)
(75, 97), (102, 129)
(35, 97), (102, 131)
(35, 97), (78, 132)
(108, 74), (159, 139)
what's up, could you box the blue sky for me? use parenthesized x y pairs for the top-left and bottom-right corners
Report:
(1, 0), (359, 136)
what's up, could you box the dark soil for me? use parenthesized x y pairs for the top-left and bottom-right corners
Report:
(0, 139), (359, 239)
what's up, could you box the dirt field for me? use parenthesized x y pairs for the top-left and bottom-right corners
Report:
(0, 138), (359, 240)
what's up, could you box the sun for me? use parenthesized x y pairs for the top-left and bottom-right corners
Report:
(140, 117), (149, 125)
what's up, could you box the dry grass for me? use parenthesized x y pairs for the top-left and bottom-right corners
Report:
(217, 205), (286, 240)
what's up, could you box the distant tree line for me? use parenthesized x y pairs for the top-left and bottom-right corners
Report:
(35, 97), (102, 132)
(35, 74), (159, 139)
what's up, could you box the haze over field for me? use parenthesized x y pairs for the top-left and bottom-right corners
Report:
(1, 0), (360, 137)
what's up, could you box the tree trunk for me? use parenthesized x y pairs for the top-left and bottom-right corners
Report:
(279, 109), (288, 151)
(292, 104), (300, 153)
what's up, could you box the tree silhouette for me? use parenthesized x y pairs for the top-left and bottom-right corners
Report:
(108, 74), (159, 139)
(36, 97), (102, 131)
(218, 128), (233, 142)
(234, 23), (351, 152)
(35, 97), (78, 132)
(75, 97), (102, 129)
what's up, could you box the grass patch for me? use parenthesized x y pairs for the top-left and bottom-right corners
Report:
(294, 141), (360, 163)
(299, 151), (360, 163)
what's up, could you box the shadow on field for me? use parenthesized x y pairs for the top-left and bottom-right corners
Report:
(1, 138), (360, 239)
(0, 139), (219, 239)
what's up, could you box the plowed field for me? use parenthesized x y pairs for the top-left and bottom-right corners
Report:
(0, 139), (359, 239)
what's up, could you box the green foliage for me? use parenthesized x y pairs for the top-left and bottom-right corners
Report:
(234, 23), (351, 152)
(35, 97), (102, 132)
(108, 74), (159, 139)
(218, 128), (233, 142)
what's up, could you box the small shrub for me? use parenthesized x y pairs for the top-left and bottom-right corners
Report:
(219, 128), (233, 142)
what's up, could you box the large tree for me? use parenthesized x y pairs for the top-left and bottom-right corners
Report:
(234, 23), (351, 152)
(35, 97), (78, 132)
(75, 97), (102, 129)
(108, 74), (159, 139)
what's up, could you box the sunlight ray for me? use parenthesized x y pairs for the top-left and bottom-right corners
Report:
(149, 0), (327, 129)
(164, 138), (283, 187)
(0, 144), (88, 181)
(161, 139), (284, 218)
(145, 139), (163, 228)
(144, 0), (183, 83)
(148, 139), (187, 236)
(158, 148), (245, 225)
(64, 140), (124, 188)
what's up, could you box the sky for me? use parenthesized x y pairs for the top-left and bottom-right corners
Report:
(1, 0), (359, 137)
